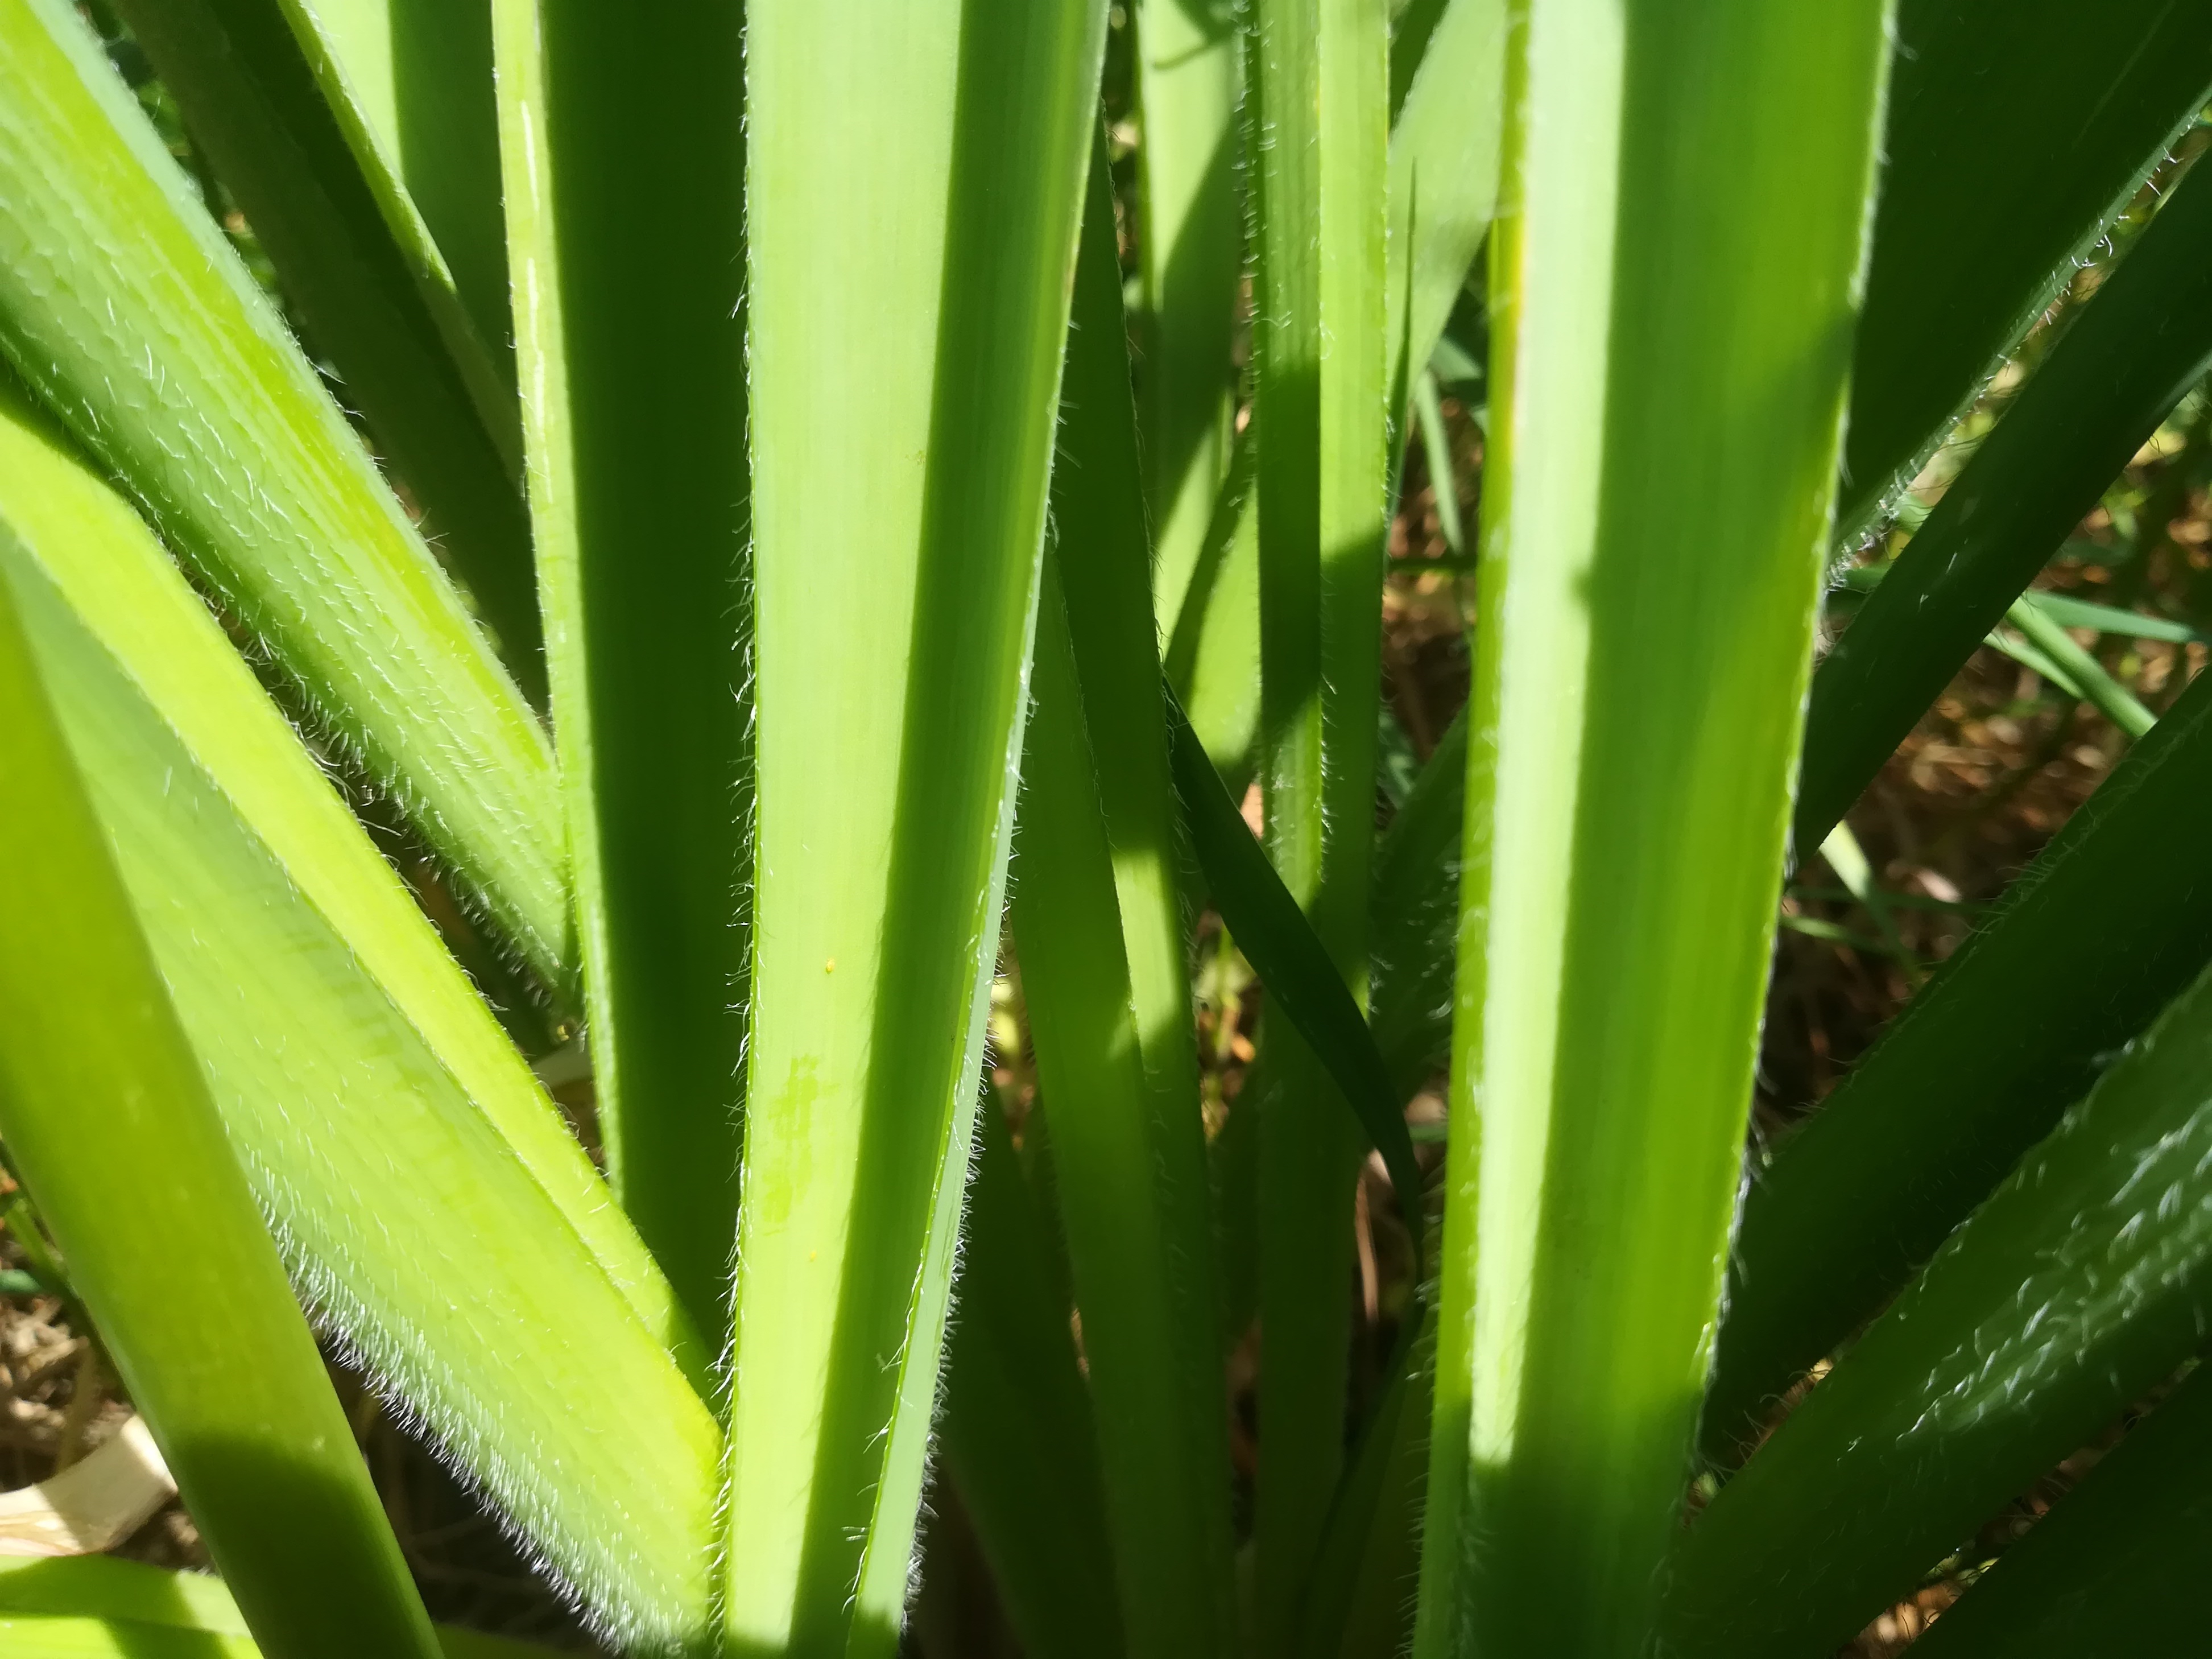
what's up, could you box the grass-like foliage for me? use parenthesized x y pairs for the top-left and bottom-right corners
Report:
(0, 0), (2209, 1655)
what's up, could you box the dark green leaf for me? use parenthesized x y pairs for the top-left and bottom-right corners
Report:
(1837, 0), (2212, 543)
(1166, 692), (1426, 1281)
(1665, 954), (2212, 1658)
(1797, 151), (2212, 859)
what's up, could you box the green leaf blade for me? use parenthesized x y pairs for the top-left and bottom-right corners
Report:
(1908, 1365), (2212, 1658)
(937, 1105), (1126, 1659)
(725, 2), (1110, 1650)
(1838, 0), (2212, 543)
(103, 0), (539, 692)
(0, 526), (439, 1659)
(1708, 663), (2212, 1463)
(1134, 0), (1243, 632)
(1243, 0), (1392, 1633)
(1009, 148), (1241, 1659)
(1664, 955), (2212, 1658)
(0, 378), (721, 1653)
(1796, 152), (2212, 858)
(492, 0), (751, 1348)
(1415, 2), (1892, 1652)
(0, 0), (569, 991)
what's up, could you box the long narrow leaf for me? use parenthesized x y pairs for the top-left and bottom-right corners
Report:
(1167, 696), (1425, 1249)
(1135, 0), (1243, 629)
(1009, 148), (1240, 1659)
(0, 369), (697, 1373)
(1706, 661), (2212, 1460)
(1382, 0), (1506, 426)
(0, 378), (721, 1652)
(1795, 152), (2212, 859)
(1908, 1364), (2212, 1657)
(1163, 428), (1263, 781)
(102, 0), (538, 691)
(0, 1558), (559, 1659)
(0, 0), (568, 989)
(1164, 0), (1503, 789)
(1663, 955), (2212, 1658)
(1367, 709), (1467, 1099)
(937, 1104), (1124, 1659)
(1243, 0), (1391, 1634)
(280, 0), (513, 375)
(1296, 1312), (1435, 1659)
(0, 541), (437, 1659)
(491, 0), (750, 1345)
(1411, 3), (1892, 1653)
(1836, 0), (2212, 543)
(723, 2), (1109, 1650)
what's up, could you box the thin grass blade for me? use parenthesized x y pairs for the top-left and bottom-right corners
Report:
(0, 0), (568, 989)
(1837, 0), (2212, 543)
(0, 539), (438, 1659)
(1795, 152), (2212, 859)
(491, 0), (751, 1346)
(2002, 595), (2156, 739)
(724, 2), (1109, 1650)
(1662, 954), (2212, 1658)
(1295, 1311), (1434, 1659)
(1412, 3), (1892, 1653)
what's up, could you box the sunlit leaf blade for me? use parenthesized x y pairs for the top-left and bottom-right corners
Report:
(1706, 663), (2212, 1462)
(1244, 0), (1391, 1633)
(2020, 588), (2209, 647)
(0, 543), (438, 1659)
(1796, 152), (2212, 859)
(0, 1558), (560, 1658)
(1010, 150), (1239, 1659)
(724, 1), (1109, 1650)
(2003, 591), (2157, 738)
(1383, 0), (1506, 424)
(1134, 0), (1242, 632)
(0, 369), (698, 1376)
(1163, 430), (1263, 780)
(1164, 0), (1502, 790)
(0, 1624), (247, 1658)
(1907, 1365), (2212, 1657)
(0, 1621), (549, 1659)
(1412, 2), (1891, 1653)
(285, 0), (514, 382)
(492, 0), (750, 1346)
(938, 1104), (1125, 1659)
(102, 0), (538, 694)
(1836, 0), (2212, 544)
(0, 0), (569, 991)
(1663, 956), (2212, 1658)
(0, 382), (720, 1653)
